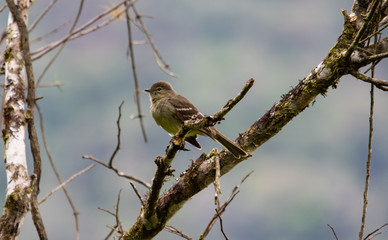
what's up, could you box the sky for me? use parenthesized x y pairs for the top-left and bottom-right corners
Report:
(1, 0), (388, 239)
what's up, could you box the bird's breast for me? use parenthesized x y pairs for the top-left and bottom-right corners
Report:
(151, 99), (181, 135)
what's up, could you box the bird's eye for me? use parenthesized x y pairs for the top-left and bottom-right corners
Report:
(157, 87), (162, 91)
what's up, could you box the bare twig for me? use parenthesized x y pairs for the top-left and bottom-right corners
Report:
(37, 80), (63, 91)
(217, 212), (229, 240)
(351, 70), (388, 87)
(345, 0), (381, 59)
(35, 0), (85, 87)
(114, 190), (124, 236)
(124, 3), (148, 143)
(83, 101), (151, 188)
(30, 21), (70, 45)
(327, 224), (339, 240)
(213, 155), (222, 205)
(0, 81), (63, 89)
(36, 102), (81, 240)
(39, 164), (95, 205)
(130, 182), (145, 206)
(131, 5), (177, 77)
(29, 0), (59, 32)
(132, 182), (193, 240)
(213, 154), (228, 239)
(359, 74), (375, 240)
(98, 207), (116, 217)
(164, 225), (193, 240)
(31, 0), (137, 61)
(0, 3), (7, 13)
(83, 155), (151, 189)
(359, 29), (379, 240)
(0, 29), (6, 46)
(200, 171), (253, 239)
(180, 79), (255, 138)
(361, 23), (388, 43)
(101, 189), (124, 240)
(212, 78), (255, 123)
(366, 51), (388, 62)
(364, 223), (388, 240)
(109, 101), (125, 166)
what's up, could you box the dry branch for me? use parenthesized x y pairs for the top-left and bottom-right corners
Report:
(200, 171), (253, 239)
(39, 164), (95, 205)
(83, 155), (151, 188)
(131, 5), (177, 77)
(82, 101), (151, 189)
(364, 223), (388, 240)
(29, 0), (59, 32)
(327, 224), (340, 240)
(164, 225), (192, 240)
(100, 189), (125, 239)
(35, 0), (85, 87)
(31, 0), (138, 61)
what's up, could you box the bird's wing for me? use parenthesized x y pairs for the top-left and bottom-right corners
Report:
(168, 95), (204, 122)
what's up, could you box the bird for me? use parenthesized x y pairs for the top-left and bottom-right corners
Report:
(145, 81), (248, 158)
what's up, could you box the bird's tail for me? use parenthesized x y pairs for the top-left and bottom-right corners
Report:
(204, 127), (248, 159)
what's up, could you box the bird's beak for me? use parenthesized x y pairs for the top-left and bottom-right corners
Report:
(144, 89), (151, 93)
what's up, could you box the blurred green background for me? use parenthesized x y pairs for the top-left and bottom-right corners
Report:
(1, 0), (388, 239)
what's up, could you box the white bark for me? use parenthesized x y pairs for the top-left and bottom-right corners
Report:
(4, 0), (30, 197)
(0, 1), (31, 239)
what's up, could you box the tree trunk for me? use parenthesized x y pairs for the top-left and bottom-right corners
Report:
(0, 1), (31, 239)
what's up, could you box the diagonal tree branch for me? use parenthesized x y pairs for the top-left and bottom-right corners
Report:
(82, 101), (152, 189)
(31, 0), (138, 61)
(28, 0), (59, 32)
(38, 164), (95, 205)
(123, 1), (388, 239)
(35, 0), (85, 87)
(351, 70), (388, 90)
(200, 171), (253, 239)
(35, 102), (82, 239)
(131, 5), (177, 77)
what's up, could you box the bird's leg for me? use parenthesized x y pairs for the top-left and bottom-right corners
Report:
(179, 143), (190, 152)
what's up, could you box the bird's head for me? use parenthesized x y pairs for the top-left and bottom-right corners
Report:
(145, 81), (175, 102)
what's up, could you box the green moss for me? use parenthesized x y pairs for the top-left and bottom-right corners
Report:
(24, 112), (31, 120)
(4, 48), (12, 63)
(324, 48), (350, 88)
(25, 187), (33, 194)
(2, 129), (9, 144)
